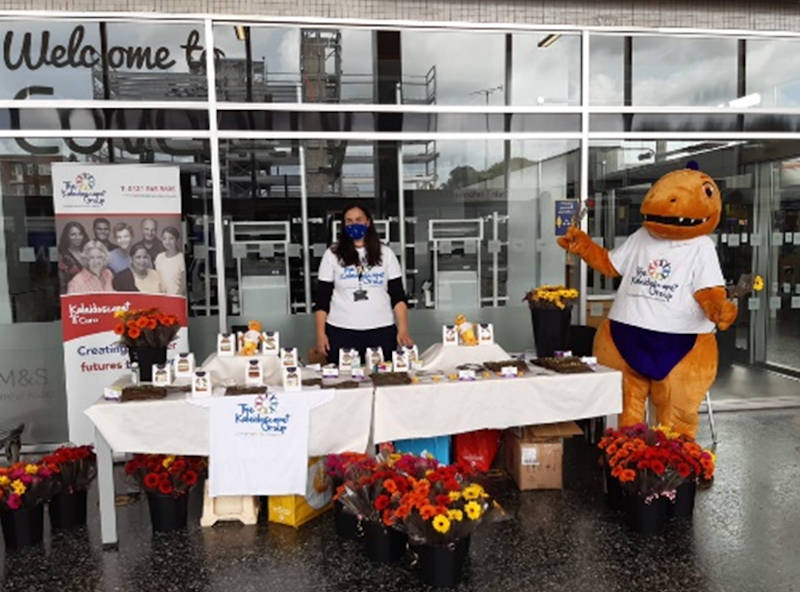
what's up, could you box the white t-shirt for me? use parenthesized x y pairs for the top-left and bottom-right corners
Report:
(607, 227), (724, 334)
(155, 252), (186, 295)
(209, 390), (334, 496)
(318, 244), (402, 330)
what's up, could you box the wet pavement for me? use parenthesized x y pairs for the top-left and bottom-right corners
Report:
(2, 408), (799, 592)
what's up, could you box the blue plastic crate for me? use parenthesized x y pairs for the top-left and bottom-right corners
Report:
(393, 436), (451, 465)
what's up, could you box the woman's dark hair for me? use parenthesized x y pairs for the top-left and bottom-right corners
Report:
(130, 244), (151, 260)
(333, 203), (382, 268)
(162, 226), (180, 241)
(58, 221), (89, 253)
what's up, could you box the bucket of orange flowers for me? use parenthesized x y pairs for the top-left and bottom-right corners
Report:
(124, 454), (207, 532)
(388, 463), (503, 588)
(598, 424), (715, 534)
(114, 308), (180, 382)
(41, 445), (96, 530)
(0, 461), (57, 550)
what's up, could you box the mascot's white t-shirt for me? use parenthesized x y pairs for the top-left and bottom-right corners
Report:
(608, 227), (724, 334)
(318, 245), (402, 330)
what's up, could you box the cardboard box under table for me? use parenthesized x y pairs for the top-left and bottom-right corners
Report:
(504, 421), (583, 490)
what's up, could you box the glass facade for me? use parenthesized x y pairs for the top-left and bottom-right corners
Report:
(2, 18), (800, 441)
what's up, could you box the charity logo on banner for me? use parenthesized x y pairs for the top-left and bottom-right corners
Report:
(52, 163), (188, 444)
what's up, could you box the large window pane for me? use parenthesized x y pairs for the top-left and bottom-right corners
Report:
(512, 33), (581, 106)
(746, 38), (800, 108)
(402, 139), (579, 312)
(0, 20), (207, 101)
(213, 26), (374, 103)
(590, 34), (738, 106)
(402, 31), (505, 105)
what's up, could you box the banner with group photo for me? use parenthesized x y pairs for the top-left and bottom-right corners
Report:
(52, 163), (188, 444)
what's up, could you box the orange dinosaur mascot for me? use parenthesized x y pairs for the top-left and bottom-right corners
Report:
(558, 164), (737, 437)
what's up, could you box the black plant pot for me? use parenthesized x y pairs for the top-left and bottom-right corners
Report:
(531, 307), (572, 357)
(128, 347), (168, 383)
(363, 520), (407, 563)
(416, 536), (471, 588)
(605, 468), (624, 512)
(146, 491), (188, 533)
(333, 500), (360, 540)
(624, 494), (669, 535)
(669, 480), (696, 519)
(1, 504), (44, 550)
(49, 489), (88, 530)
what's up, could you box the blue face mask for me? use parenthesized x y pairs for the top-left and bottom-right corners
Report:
(344, 223), (369, 240)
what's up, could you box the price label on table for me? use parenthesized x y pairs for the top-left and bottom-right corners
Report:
(501, 366), (518, 378)
(458, 369), (476, 381)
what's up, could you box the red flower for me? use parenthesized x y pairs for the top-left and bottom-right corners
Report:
(170, 460), (187, 474)
(147, 318), (157, 330)
(113, 324), (125, 335)
(435, 494), (451, 507)
(374, 494), (390, 511)
(128, 327), (141, 340)
(182, 470), (198, 486)
(144, 473), (160, 489)
(650, 460), (666, 476)
(136, 317), (149, 328)
(444, 479), (460, 492)
(676, 463), (691, 479)
(158, 480), (173, 495)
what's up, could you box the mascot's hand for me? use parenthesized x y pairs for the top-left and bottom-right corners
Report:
(557, 226), (592, 254)
(695, 286), (738, 331)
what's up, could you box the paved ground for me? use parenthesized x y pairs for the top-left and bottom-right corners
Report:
(2, 405), (799, 592)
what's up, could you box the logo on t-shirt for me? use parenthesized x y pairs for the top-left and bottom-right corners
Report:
(647, 258), (672, 281)
(234, 392), (291, 434)
(631, 258), (679, 302)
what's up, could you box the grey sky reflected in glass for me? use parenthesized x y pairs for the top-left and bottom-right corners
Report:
(590, 35), (624, 105)
(633, 36), (737, 106)
(402, 31), (505, 105)
(747, 39), (800, 108)
(512, 33), (581, 105)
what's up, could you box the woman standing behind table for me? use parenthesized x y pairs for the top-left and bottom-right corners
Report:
(154, 226), (186, 296)
(314, 204), (414, 364)
(58, 221), (89, 294)
(112, 244), (164, 293)
(108, 222), (134, 273)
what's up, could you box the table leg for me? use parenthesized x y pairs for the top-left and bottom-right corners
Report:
(95, 427), (118, 550)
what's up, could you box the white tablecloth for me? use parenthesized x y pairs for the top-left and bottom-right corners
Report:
(372, 366), (622, 443)
(420, 342), (511, 371)
(85, 387), (373, 457)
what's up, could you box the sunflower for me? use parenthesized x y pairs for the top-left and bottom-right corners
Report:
(448, 490), (461, 502)
(432, 514), (451, 534)
(464, 501), (482, 521)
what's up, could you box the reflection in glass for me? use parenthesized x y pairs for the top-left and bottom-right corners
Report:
(747, 39), (800, 108)
(633, 36), (737, 106)
(402, 31), (504, 105)
(512, 33), (580, 105)
(213, 26), (374, 103)
(589, 35), (738, 106)
(589, 35), (624, 106)
(403, 139), (579, 310)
